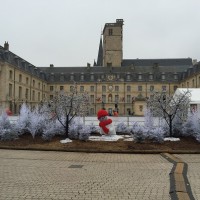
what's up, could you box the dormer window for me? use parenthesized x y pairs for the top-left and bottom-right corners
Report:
(70, 73), (74, 81)
(50, 73), (54, 81)
(174, 73), (178, 80)
(138, 74), (142, 80)
(149, 73), (153, 80)
(126, 73), (131, 80)
(90, 73), (94, 81)
(80, 73), (84, 81)
(161, 73), (165, 80)
(60, 73), (64, 81)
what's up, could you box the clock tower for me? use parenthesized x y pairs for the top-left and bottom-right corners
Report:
(102, 19), (124, 67)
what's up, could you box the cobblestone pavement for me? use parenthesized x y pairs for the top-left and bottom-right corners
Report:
(0, 150), (172, 200)
(175, 154), (200, 200)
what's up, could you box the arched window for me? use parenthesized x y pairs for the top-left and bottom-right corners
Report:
(108, 94), (112, 102)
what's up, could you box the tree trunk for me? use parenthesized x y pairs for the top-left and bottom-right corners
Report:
(169, 115), (173, 137)
(65, 115), (69, 138)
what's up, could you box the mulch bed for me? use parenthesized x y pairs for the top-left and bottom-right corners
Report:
(0, 134), (200, 153)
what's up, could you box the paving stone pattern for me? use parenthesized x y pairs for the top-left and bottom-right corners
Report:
(0, 150), (172, 200)
(175, 154), (200, 200)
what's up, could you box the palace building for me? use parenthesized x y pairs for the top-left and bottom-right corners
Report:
(0, 19), (200, 116)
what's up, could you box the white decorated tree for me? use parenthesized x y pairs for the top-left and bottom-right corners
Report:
(147, 90), (191, 137)
(0, 111), (18, 140)
(48, 83), (90, 138)
(16, 103), (31, 134)
(182, 111), (200, 142)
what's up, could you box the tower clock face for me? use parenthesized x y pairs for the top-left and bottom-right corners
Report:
(107, 74), (114, 81)
(108, 85), (113, 91)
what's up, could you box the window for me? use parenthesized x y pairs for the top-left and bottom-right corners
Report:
(70, 74), (74, 81)
(70, 86), (73, 92)
(174, 74), (178, 80)
(161, 74), (165, 80)
(32, 90), (35, 101)
(60, 86), (64, 90)
(138, 74), (142, 80)
(150, 85), (154, 91)
(50, 95), (53, 100)
(162, 85), (167, 91)
(90, 108), (95, 115)
(150, 95), (154, 100)
(174, 85), (178, 91)
(102, 95), (106, 103)
(90, 86), (94, 92)
(19, 74), (22, 82)
(187, 82), (189, 88)
(25, 89), (29, 99)
(115, 95), (119, 102)
(50, 86), (54, 91)
(90, 95), (94, 103)
(190, 104), (197, 113)
(115, 86), (119, 92)
(90, 74), (94, 81)
(108, 28), (113, 35)
(9, 84), (12, 97)
(126, 74), (131, 80)
(38, 82), (40, 89)
(26, 77), (29, 84)
(127, 95), (131, 103)
(107, 62), (112, 67)
(139, 105), (143, 112)
(108, 94), (112, 102)
(192, 79), (195, 87)
(127, 86), (131, 92)
(80, 86), (84, 92)
(60, 75), (64, 81)
(38, 92), (40, 101)
(33, 80), (35, 87)
(138, 86), (142, 91)
(199, 76), (200, 87)
(149, 74), (153, 80)
(102, 85), (106, 92)
(9, 70), (13, 79)
(19, 86), (22, 100)
(80, 74), (84, 81)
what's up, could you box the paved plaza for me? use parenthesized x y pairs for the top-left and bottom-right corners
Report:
(0, 150), (199, 200)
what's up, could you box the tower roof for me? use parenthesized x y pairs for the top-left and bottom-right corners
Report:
(96, 36), (103, 66)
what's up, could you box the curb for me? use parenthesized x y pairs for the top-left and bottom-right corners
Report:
(161, 153), (195, 200)
(0, 146), (200, 154)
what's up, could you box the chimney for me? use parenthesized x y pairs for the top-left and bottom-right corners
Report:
(4, 41), (9, 50)
(50, 64), (54, 68)
(87, 63), (91, 67)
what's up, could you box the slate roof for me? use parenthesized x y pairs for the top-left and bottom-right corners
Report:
(122, 58), (192, 67)
(0, 44), (197, 84)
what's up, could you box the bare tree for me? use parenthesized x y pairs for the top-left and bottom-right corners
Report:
(48, 83), (90, 137)
(147, 90), (191, 137)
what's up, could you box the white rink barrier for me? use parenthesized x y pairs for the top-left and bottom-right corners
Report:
(7, 116), (161, 128)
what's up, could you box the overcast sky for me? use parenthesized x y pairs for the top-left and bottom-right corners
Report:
(1, 0), (200, 67)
